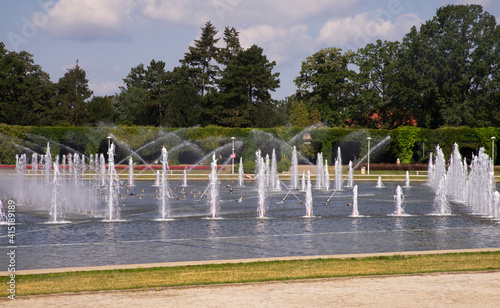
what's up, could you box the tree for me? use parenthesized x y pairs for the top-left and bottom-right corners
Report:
(289, 101), (310, 127)
(217, 27), (242, 67)
(0, 44), (54, 125)
(180, 21), (220, 96)
(351, 40), (400, 128)
(162, 65), (203, 127)
(117, 60), (168, 126)
(294, 48), (356, 126)
(86, 96), (117, 125)
(397, 4), (500, 128)
(212, 44), (280, 127)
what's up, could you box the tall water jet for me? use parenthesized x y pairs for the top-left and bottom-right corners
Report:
(50, 157), (63, 223)
(324, 161), (330, 191)
(61, 155), (66, 179)
(433, 176), (451, 215)
(466, 148), (495, 216)
(44, 143), (52, 184)
(265, 154), (270, 187)
(493, 191), (500, 220)
(346, 161), (353, 188)
(159, 147), (170, 220)
(182, 168), (188, 187)
(99, 154), (106, 186)
(271, 149), (278, 189)
(256, 150), (267, 218)
(301, 171), (306, 191)
(155, 170), (160, 187)
(0, 200), (7, 223)
(316, 152), (324, 189)
(291, 146), (299, 189)
(351, 185), (359, 217)
(32, 153), (38, 177)
(208, 153), (220, 219)
(238, 157), (244, 187)
(393, 185), (405, 216)
(304, 170), (313, 217)
(428, 145), (446, 188)
(404, 171), (411, 188)
(128, 157), (134, 187)
(376, 175), (384, 188)
(106, 143), (120, 221)
(334, 147), (342, 191)
(447, 143), (466, 201)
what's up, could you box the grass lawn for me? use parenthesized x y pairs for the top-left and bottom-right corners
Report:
(2, 251), (499, 297)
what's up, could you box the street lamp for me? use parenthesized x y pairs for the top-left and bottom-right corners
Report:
(231, 137), (236, 174)
(492, 136), (496, 165)
(367, 137), (372, 175)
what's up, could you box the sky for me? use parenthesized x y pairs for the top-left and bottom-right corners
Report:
(1, 0), (499, 100)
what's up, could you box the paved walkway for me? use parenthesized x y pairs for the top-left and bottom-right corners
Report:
(5, 271), (500, 307)
(2, 248), (500, 307)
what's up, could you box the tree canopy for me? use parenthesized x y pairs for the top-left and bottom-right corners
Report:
(0, 4), (499, 128)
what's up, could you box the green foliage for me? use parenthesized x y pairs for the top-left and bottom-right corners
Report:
(289, 101), (310, 127)
(392, 126), (421, 163)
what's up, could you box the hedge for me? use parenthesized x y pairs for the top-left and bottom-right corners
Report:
(0, 124), (498, 166)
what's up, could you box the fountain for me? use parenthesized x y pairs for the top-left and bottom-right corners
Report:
(346, 161), (353, 188)
(393, 185), (405, 216)
(376, 175), (384, 188)
(128, 157), (134, 187)
(316, 152), (324, 189)
(208, 153), (220, 219)
(256, 150), (267, 218)
(291, 146), (299, 189)
(182, 168), (188, 187)
(271, 149), (278, 189)
(334, 147), (342, 191)
(158, 147), (171, 220)
(324, 161), (330, 191)
(49, 157), (64, 223)
(304, 170), (313, 217)
(154, 170), (160, 187)
(0, 200), (7, 224)
(238, 157), (244, 187)
(3, 131), (500, 271)
(301, 171), (306, 191)
(106, 143), (120, 221)
(404, 171), (411, 188)
(351, 185), (359, 217)
(433, 176), (451, 215)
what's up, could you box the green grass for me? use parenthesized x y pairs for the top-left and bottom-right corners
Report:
(2, 251), (499, 297)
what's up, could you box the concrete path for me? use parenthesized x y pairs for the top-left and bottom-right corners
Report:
(2, 248), (500, 307)
(4, 271), (500, 307)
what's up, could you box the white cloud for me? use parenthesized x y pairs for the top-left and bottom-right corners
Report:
(40, 0), (135, 40)
(239, 24), (314, 63)
(317, 12), (422, 50)
(89, 81), (122, 96)
(140, 0), (210, 26)
(452, 0), (492, 7)
(37, 0), (363, 41)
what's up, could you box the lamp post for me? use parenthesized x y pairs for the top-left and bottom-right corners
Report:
(367, 137), (372, 175)
(492, 136), (496, 165)
(231, 137), (236, 174)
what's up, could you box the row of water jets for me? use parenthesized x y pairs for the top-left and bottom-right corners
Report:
(1, 139), (498, 222)
(428, 143), (499, 220)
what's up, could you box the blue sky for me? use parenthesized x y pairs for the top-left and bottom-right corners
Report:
(1, 0), (498, 100)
